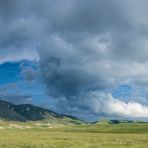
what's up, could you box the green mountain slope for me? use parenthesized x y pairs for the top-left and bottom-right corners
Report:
(0, 100), (84, 124)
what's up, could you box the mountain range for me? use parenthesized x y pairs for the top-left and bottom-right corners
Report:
(0, 100), (84, 125)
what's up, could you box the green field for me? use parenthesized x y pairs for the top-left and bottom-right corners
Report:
(0, 122), (148, 148)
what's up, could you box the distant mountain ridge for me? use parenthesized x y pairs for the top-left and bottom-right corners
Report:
(0, 100), (84, 124)
(93, 119), (148, 125)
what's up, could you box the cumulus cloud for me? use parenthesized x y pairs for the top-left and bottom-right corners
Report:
(1, 0), (148, 120)
(92, 93), (148, 118)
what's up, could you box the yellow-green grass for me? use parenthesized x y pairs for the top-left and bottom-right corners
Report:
(0, 130), (148, 148)
(0, 123), (148, 148)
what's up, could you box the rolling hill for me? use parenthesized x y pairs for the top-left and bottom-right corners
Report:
(0, 100), (84, 124)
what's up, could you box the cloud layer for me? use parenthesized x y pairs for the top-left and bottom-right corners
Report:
(0, 83), (32, 104)
(1, 0), (148, 120)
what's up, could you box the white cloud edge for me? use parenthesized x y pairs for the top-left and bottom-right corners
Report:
(92, 93), (148, 118)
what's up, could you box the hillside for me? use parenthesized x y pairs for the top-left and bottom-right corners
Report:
(0, 100), (84, 125)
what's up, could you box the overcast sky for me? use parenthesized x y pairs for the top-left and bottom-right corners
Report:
(1, 0), (148, 121)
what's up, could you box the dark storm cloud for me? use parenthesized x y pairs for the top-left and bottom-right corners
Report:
(0, 0), (40, 63)
(36, 0), (148, 119)
(1, 0), (148, 120)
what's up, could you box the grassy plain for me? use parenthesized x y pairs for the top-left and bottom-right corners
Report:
(0, 122), (148, 148)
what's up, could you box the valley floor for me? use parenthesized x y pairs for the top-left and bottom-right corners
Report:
(0, 131), (148, 148)
(0, 123), (148, 148)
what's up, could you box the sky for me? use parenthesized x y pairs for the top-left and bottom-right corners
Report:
(1, 0), (148, 121)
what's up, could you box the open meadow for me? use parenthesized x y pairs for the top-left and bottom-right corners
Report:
(0, 122), (148, 148)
